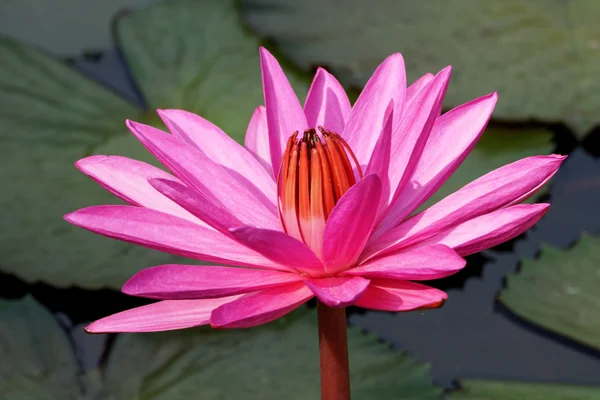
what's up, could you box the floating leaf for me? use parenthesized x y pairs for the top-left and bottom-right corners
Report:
(241, 0), (600, 137)
(500, 234), (600, 351)
(450, 380), (600, 399)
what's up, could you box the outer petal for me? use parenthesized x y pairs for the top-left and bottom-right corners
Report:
(342, 53), (406, 167)
(420, 203), (550, 256)
(354, 279), (447, 311)
(322, 175), (382, 274)
(304, 276), (370, 307)
(260, 47), (308, 174)
(406, 73), (434, 105)
(122, 265), (302, 299)
(366, 103), (393, 219)
(210, 282), (313, 328)
(244, 106), (272, 174)
(304, 67), (351, 133)
(76, 155), (200, 224)
(127, 120), (279, 230)
(377, 93), (498, 234)
(158, 109), (276, 198)
(64, 205), (288, 271)
(345, 244), (465, 280)
(366, 155), (565, 259)
(230, 226), (324, 276)
(85, 296), (240, 333)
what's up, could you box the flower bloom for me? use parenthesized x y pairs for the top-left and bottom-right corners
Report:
(66, 48), (564, 332)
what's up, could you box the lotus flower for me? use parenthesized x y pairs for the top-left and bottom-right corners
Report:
(65, 48), (563, 333)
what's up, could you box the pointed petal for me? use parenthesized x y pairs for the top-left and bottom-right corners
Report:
(366, 155), (565, 259)
(378, 93), (498, 233)
(345, 244), (465, 280)
(342, 53), (406, 167)
(244, 105), (272, 175)
(85, 297), (240, 333)
(366, 104), (393, 219)
(354, 279), (447, 311)
(122, 265), (302, 299)
(149, 178), (241, 237)
(406, 73), (434, 105)
(304, 67), (351, 133)
(260, 47), (308, 174)
(158, 109), (276, 198)
(64, 205), (288, 271)
(210, 282), (313, 328)
(127, 120), (279, 230)
(230, 226), (324, 276)
(421, 203), (550, 256)
(75, 155), (200, 224)
(304, 276), (370, 307)
(322, 175), (382, 274)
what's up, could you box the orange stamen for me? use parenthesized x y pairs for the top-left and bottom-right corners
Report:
(325, 135), (350, 198)
(315, 142), (335, 218)
(298, 141), (311, 244)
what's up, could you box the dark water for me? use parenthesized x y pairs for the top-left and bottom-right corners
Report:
(2, 50), (600, 389)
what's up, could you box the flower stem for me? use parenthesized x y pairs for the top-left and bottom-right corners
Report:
(317, 300), (351, 400)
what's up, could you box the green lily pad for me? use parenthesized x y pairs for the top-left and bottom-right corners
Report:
(421, 127), (554, 210)
(241, 0), (600, 138)
(0, 296), (441, 399)
(449, 380), (600, 399)
(500, 234), (600, 351)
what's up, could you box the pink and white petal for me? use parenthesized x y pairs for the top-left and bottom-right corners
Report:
(76, 155), (200, 224)
(366, 103), (393, 219)
(85, 296), (241, 333)
(64, 205), (288, 271)
(304, 67), (351, 133)
(342, 53), (406, 167)
(158, 109), (276, 199)
(122, 265), (302, 299)
(354, 279), (447, 312)
(348, 244), (465, 281)
(244, 106), (272, 175)
(150, 178), (241, 237)
(322, 175), (382, 275)
(230, 226), (324, 276)
(304, 276), (370, 307)
(366, 155), (565, 259)
(260, 47), (308, 174)
(406, 73), (434, 106)
(420, 203), (550, 256)
(210, 282), (313, 328)
(127, 120), (280, 230)
(376, 93), (498, 235)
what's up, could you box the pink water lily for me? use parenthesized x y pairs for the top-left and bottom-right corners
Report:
(65, 48), (564, 333)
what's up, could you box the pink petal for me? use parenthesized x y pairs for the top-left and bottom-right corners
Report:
(244, 106), (272, 175)
(322, 175), (382, 274)
(420, 203), (550, 256)
(304, 276), (370, 307)
(75, 155), (200, 224)
(377, 93), (498, 234)
(406, 73), (434, 105)
(345, 244), (465, 280)
(127, 120), (280, 230)
(366, 155), (565, 259)
(366, 103), (393, 219)
(230, 226), (325, 276)
(158, 109), (276, 199)
(260, 47), (308, 174)
(85, 296), (240, 333)
(122, 265), (302, 299)
(354, 279), (447, 311)
(304, 67), (351, 133)
(342, 53), (406, 167)
(210, 282), (313, 328)
(149, 178), (241, 237)
(64, 205), (289, 271)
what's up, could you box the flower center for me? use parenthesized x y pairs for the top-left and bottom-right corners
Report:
(277, 127), (363, 257)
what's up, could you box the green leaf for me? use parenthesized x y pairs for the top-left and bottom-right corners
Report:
(0, 296), (81, 400)
(449, 380), (600, 399)
(241, 0), (600, 138)
(0, 297), (441, 399)
(115, 0), (309, 143)
(420, 127), (554, 210)
(500, 234), (600, 351)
